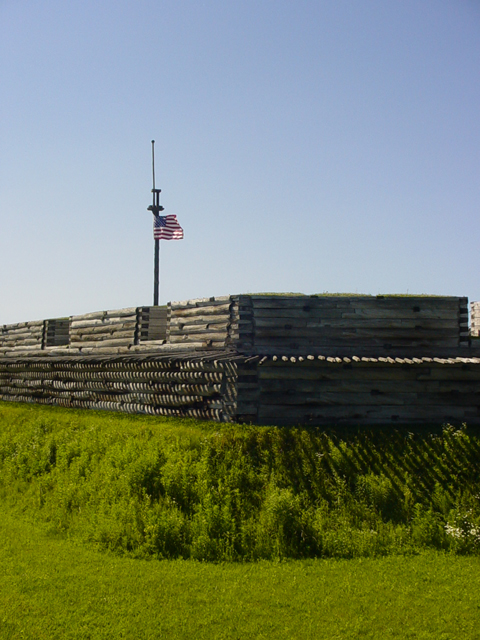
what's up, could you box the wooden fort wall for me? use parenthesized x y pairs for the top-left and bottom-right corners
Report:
(0, 295), (471, 357)
(0, 307), (169, 356)
(231, 295), (470, 356)
(0, 294), (479, 426)
(243, 355), (480, 426)
(0, 352), (245, 422)
(0, 352), (479, 426)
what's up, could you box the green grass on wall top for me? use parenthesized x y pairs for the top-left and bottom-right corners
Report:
(241, 291), (458, 298)
(0, 401), (479, 562)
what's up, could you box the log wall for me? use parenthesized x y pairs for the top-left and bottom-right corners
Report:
(70, 307), (138, 349)
(1, 294), (479, 427)
(0, 295), (472, 357)
(0, 320), (44, 352)
(0, 306), (170, 355)
(251, 355), (480, 425)
(168, 296), (234, 349)
(231, 295), (469, 356)
(0, 352), (243, 422)
(1, 352), (479, 426)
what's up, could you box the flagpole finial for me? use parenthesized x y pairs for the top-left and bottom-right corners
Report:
(148, 139), (164, 214)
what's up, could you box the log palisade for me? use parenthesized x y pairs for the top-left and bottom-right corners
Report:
(1, 294), (480, 426)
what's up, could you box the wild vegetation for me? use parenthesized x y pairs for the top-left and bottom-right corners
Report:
(1, 402), (479, 562)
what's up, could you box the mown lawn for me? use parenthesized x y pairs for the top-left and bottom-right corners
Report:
(1, 504), (479, 640)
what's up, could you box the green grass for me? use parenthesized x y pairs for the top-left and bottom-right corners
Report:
(241, 292), (453, 297)
(2, 402), (480, 638)
(1, 503), (480, 639)
(1, 402), (480, 561)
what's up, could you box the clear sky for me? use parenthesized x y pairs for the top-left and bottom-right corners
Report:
(1, 0), (479, 324)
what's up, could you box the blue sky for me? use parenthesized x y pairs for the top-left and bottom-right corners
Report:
(1, 0), (479, 324)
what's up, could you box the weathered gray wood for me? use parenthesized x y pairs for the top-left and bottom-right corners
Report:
(71, 329), (136, 342)
(1, 339), (43, 347)
(252, 337), (460, 349)
(169, 317), (230, 328)
(257, 403), (472, 422)
(257, 364), (480, 381)
(253, 327), (460, 339)
(245, 308), (460, 320)
(1, 320), (44, 330)
(71, 308), (137, 322)
(253, 318), (460, 330)
(171, 303), (231, 317)
(72, 338), (135, 348)
(249, 296), (461, 309)
(170, 297), (230, 310)
(169, 331), (229, 342)
(70, 317), (137, 330)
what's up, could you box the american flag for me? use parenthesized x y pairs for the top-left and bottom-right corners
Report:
(153, 214), (184, 240)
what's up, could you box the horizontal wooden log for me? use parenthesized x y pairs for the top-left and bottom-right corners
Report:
(253, 328), (460, 341)
(257, 390), (480, 406)
(258, 378), (480, 394)
(252, 337), (461, 349)
(70, 322), (137, 334)
(71, 308), (137, 322)
(72, 338), (135, 348)
(70, 330), (136, 343)
(170, 296), (230, 310)
(171, 304), (231, 318)
(1, 320), (44, 330)
(247, 308), (461, 321)
(169, 332), (229, 342)
(169, 317), (230, 328)
(132, 341), (207, 352)
(70, 317), (136, 330)
(257, 364), (480, 381)
(0, 334), (43, 343)
(250, 296), (461, 310)
(0, 339), (43, 347)
(257, 403), (473, 422)
(252, 318), (459, 330)
(169, 324), (230, 335)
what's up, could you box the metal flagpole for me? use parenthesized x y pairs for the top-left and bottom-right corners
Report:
(148, 140), (164, 306)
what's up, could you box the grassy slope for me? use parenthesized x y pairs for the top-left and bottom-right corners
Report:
(1, 504), (479, 640)
(1, 402), (480, 561)
(2, 402), (480, 638)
